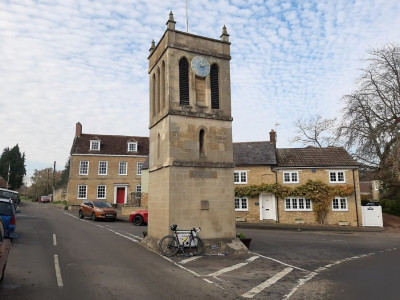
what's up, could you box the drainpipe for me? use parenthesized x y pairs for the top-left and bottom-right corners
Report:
(272, 167), (279, 223)
(353, 169), (360, 227)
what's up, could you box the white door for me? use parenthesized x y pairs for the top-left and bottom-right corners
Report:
(260, 193), (276, 220)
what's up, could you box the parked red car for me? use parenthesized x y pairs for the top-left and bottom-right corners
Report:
(39, 196), (51, 203)
(129, 210), (148, 226)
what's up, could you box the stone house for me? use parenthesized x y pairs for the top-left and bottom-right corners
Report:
(66, 122), (149, 206)
(234, 131), (362, 226)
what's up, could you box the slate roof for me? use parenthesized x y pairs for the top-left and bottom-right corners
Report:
(276, 147), (360, 168)
(70, 134), (149, 156)
(233, 142), (276, 165)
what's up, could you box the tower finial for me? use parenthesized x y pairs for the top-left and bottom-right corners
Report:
(220, 25), (230, 42)
(166, 11), (176, 30)
(149, 39), (155, 53)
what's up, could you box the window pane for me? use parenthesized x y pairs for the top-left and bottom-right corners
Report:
(332, 199), (339, 209)
(305, 199), (311, 209)
(78, 185), (87, 199)
(291, 172), (298, 182)
(234, 172), (239, 183)
(299, 198), (304, 209)
(235, 198), (240, 209)
(119, 162), (127, 175)
(330, 172), (336, 182)
(137, 162), (143, 175)
(240, 172), (246, 183)
(241, 198), (247, 209)
(97, 185), (106, 199)
(340, 198), (347, 209)
(99, 161), (107, 175)
(285, 199), (291, 209)
(79, 161), (88, 175)
(338, 172), (344, 182)
(284, 173), (290, 182)
(292, 199), (297, 209)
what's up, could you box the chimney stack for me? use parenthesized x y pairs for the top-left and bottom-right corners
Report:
(76, 122), (82, 137)
(269, 129), (276, 148)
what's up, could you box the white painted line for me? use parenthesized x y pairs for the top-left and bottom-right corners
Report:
(253, 253), (309, 272)
(180, 256), (201, 264)
(242, 267), (293, 298)
(283, 271), (318, 300)
(206, 256), (259, 277)
(53, 234), (57, 246)
(54, 255), (64, 287)
(203, 278), (213, 284)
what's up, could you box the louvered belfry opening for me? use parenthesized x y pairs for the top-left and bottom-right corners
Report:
(179, 57), (189, 105)
(210, 64), (219, 109)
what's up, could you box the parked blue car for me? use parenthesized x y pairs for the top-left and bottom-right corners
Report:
(0, 198), (16, 238)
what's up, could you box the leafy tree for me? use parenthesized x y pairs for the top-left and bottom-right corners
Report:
(290, 114), (341, 147)
(0, 144), (26, 190)
(55, 159), (70, 189)
(340, 43), (400, 196)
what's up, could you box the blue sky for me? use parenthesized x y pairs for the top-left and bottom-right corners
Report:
(1, 0), (400, 183)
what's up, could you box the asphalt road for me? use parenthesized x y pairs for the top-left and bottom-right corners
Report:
(0, 201), (231, 300)
(1, 201), (399, 299)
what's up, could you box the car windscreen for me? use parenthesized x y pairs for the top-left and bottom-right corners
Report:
(0, 190), (18, 201)
(0, 202), (13, 215)
(93, 202), (112, 208)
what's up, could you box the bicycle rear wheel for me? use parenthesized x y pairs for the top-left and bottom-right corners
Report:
(189, 236), (205, 256)
(159, 235), (179, 256)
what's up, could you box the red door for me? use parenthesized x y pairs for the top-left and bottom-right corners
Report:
(116, 188), (125, 204)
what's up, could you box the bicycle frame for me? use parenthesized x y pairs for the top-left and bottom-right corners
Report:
(173, 227), (201, 248)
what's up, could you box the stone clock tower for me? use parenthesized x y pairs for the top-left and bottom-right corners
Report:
(143, 13), (244, 252)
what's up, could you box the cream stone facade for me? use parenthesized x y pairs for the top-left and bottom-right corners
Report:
(145, 13), (238, 245)
(233, 140), (363, 227)
(66, 123), (149, 206)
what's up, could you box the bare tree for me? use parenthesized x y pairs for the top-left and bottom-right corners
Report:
(290, 114), (340, 148)
(340, 43), (400, 169)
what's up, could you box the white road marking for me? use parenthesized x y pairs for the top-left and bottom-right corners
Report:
(53, 255), (64, 287)
(206, 256), (259, 277)
(283, 271), (318, 300)
(242, 267), (294, 298)
(203, 278), (214, 284)
(253, 253), (309, 272)
(53, 234), (57, 246)
(180, 256), (201, 264)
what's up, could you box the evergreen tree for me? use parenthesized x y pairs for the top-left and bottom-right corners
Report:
(0, 144), (26, 190)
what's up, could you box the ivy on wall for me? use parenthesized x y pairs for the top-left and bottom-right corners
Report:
(234, 180), (354, 224)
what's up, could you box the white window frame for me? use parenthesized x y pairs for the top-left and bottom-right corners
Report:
(98, 161), (108, 175)
(137, 162), (143, 175)
(136, 185), (141, 193)
(97, 185), (106, 199)
(329, 170), (346, 183)
(90, 140), (101, 151)
(119, 161), (127, 175)
(128, 142), (138, 152)
(234, 170), (248, 184)
(235, 197), (248, 211)
(77, 185), (87, 199)
(332, 197), (348, 211)
(373, 180), (379, 190)
(79, 161), (89, 175)
(284, 197), (312, 211)
(283, 171), (299, 183)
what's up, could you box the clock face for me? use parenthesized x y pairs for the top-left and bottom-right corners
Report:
(191, 56), (210, 77)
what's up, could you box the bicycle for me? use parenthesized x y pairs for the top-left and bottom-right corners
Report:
(159, 224), (205, 257)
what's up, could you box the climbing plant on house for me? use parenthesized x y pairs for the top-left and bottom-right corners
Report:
(234, 180), (354, 224)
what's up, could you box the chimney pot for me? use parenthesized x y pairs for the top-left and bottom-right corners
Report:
(76, 122), (82, 137)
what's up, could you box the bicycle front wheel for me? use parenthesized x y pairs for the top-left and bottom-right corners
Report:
(189, 236), (205, 256)
(159, 235), (179, 257)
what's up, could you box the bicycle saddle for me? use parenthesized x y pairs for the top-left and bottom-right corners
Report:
(170, 224), (177, 231)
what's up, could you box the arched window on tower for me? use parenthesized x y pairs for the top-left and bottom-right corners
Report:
(199, 129), (205, 156)
(161, 61), (166, 110)
(210, 64), (219, 109)
(152, 73), (156, 117)
(179, 57), (189, 106)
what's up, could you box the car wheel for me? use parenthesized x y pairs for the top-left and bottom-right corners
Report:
(78, 210), (84, 219)
(91, 213), (96, 221)
(133, 215), (143, 226)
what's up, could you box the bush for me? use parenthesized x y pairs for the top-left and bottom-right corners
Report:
(380, 199), (400, 217)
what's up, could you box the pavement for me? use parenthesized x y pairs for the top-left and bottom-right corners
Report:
(116, 210), (392, 233)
